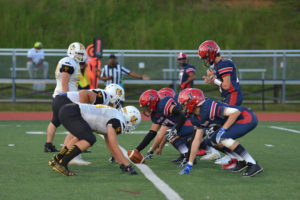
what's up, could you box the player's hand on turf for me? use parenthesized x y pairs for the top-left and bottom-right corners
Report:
(120, 164), (138, 175)
(144, 151), (154, 159)
(156, 148), (162, 155)
(179, 163), (192, 175)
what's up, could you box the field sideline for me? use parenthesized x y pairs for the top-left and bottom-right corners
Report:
(0, 120), (300, 200)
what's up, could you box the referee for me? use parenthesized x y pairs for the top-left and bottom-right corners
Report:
(100, 54), (149, 87)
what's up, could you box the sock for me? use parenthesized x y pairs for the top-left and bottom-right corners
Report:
(172, 138), (189, 154)
(59, 145), (82, 166)
(231, 152), (244, 161)
(221, 147), (237, 160)
(136, 130), (157, 152)
(55, 146), (68, 160)
(233, 144), (256, 164)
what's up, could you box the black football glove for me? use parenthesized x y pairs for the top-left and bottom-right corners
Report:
(120, 164), (138, 175)
(144, 151), (154, 159)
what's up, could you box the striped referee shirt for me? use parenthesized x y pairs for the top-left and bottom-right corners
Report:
(100, 64), (131, 86)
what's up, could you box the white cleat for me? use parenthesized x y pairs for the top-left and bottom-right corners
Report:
(69, 154), (91, 166)
(200, 149), (221, 161)
(214, 155), (231, 165)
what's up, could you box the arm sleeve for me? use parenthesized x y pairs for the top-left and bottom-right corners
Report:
(121, 66), (131, 75)
(107, 118), (122, 134)
(172, 105), (186, 132)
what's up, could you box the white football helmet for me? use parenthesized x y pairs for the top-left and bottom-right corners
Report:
(122, 106), (141, 133)
(105, 84), (125, 108)
(67, 42), (86, 63)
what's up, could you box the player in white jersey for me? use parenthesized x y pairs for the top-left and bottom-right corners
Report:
(50, 103), (141, 176)
(45, 42), (86, 152)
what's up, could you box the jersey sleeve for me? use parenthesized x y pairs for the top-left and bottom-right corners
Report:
(150, 112), (162, 124)
(185, 66), (196, 74)
(121, 66), (131, 75)
(159, 97), (177, 117)
(59, 59), (75, 74)
(216, 60), (234, 78)
(207, 100), (226, 120)
(107, 118), (122, 134)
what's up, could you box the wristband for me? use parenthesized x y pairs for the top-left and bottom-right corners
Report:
(214, 79), (222, 86)
(188, 161), (193, 166)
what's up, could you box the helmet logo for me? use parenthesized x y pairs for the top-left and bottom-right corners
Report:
(70, 44), (75, 50)
(188, 92), (193, 100)
(130, 116), (138, 124)
(115, 126), (121, 133)
(116, 88), (123, 97)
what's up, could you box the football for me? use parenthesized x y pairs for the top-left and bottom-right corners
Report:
(127, 149), (145, 164)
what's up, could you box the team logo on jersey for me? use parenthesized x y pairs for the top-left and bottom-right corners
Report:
(97, 92), (103, 98)
(116, 89), (123, 97)
(115, 126), (121, 133)
(130, 116), (138, 124)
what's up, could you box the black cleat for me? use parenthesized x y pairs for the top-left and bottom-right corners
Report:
(241, 162), (263, 177)
(44, 143), (59, 152)
(172, 154), (184, 164)
(231, 161), (247, 172)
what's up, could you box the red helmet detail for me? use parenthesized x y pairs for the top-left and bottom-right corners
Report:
(177, 52), (187, 60)
(158, 88), (176, 99)
(178, 88), (205, 114)
(139, 89), (159, 112)
(198, 40), (220, 65)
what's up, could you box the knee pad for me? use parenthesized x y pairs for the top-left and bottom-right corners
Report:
(85, 133), (96, 146)
(220, 138), (235, 148)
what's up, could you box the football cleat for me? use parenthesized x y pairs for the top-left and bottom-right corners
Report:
(214, 155), (231, 165)
(48, 155), (59, 167)
(44, 143), (59, 152)
(231, 160), (248, 172)
(196, 149), (206, 156)
(222, 158), (237, 170)
(200, 149), (221, 161)
(52, 163), (76, 176)
(242, 163), (263, 177)
(68, 154), (91, 166)
(172, 154), (184, 163)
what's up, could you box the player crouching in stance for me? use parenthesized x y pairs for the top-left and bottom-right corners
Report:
(50, 103), (141, 176)
(179, 88), (263, 177)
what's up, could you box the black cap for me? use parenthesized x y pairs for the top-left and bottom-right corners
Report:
(109, 54), (117, 59)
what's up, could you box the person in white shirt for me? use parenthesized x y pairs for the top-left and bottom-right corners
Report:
(45, 42), (86, 153)
(27, 42), (49, 79)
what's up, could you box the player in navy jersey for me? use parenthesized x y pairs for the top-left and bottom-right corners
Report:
(177, 52), (196, 90)
(198, 40), (244, 167)
(132, 89), (194, 165)
(199, 40), (243, 106)
(179, 88), (263, 177)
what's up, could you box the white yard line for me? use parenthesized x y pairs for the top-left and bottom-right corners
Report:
(25, 131), (68, 135)
(98, 135), (183, 200)
(268, 126), (300, 134)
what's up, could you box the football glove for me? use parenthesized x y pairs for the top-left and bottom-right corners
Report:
(179, 163), (192, 175)
(144, 151), (154, 159)
(216, 127), (227, 144)
(120, 164), (138, 175)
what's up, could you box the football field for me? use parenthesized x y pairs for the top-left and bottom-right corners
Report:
(0, 120), (300, 200)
